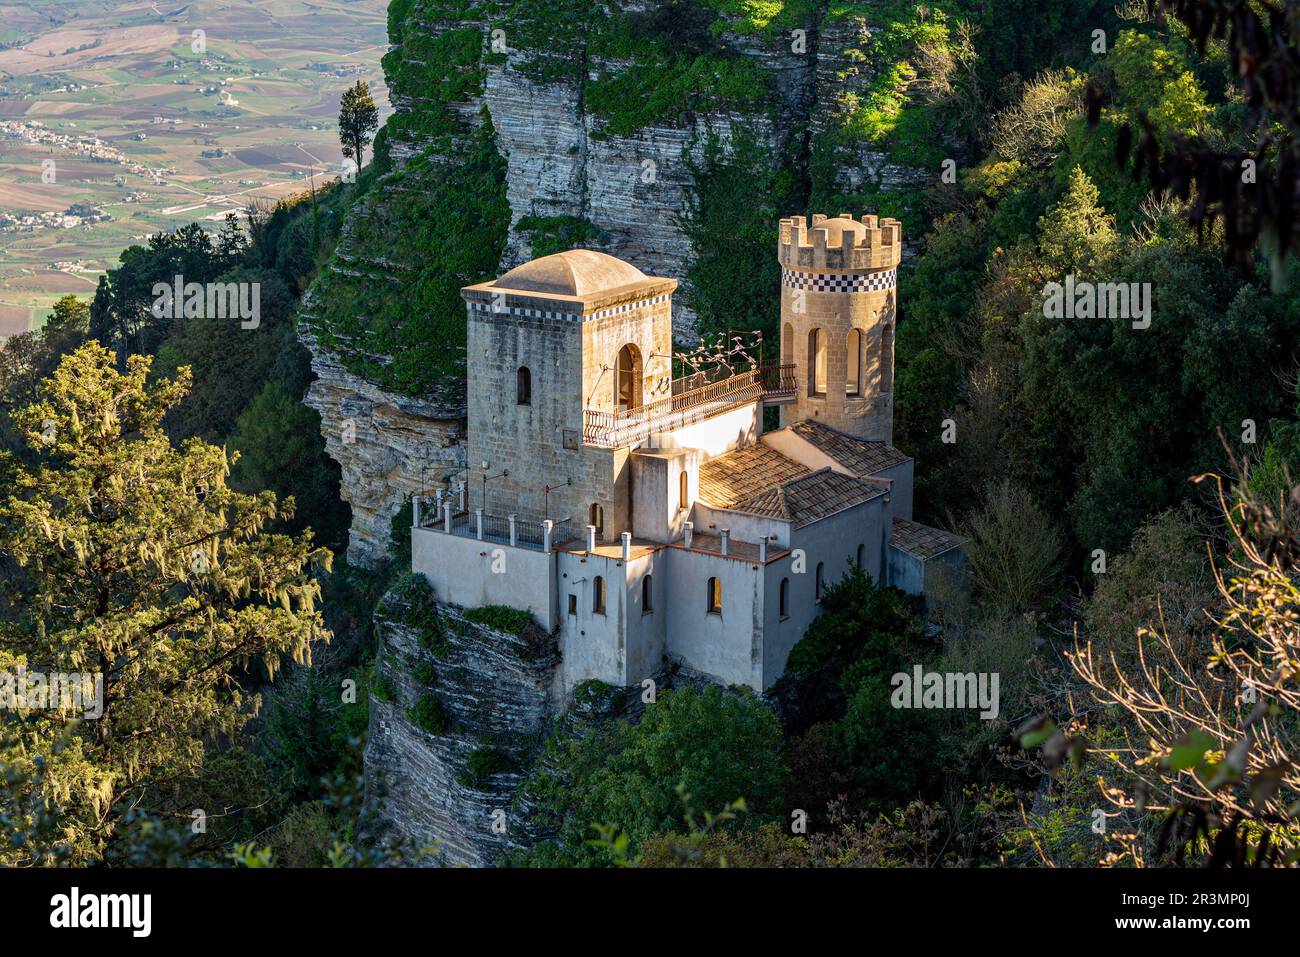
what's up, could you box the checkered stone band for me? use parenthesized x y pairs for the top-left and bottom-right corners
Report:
(781, 267), (897, 293)
(468, 293), (672, 323)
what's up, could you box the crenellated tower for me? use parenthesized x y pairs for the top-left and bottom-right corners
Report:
(777, 213), (902, 443)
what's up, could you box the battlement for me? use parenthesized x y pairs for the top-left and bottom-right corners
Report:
(778, 213), (902, 273)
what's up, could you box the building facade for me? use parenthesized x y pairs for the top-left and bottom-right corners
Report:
(412, 214), (964, 693)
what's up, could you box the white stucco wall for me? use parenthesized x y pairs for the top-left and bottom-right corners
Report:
(621, 551), (666, 686)
(877, 460), (913, 521)
(412, 527), (557, 631)
(556, 550), (629, 690)
(631, 447), (701, 544)
(691, 504), (792, 550)
(663, 546), (765, 690)
(652, 401), (759, 458)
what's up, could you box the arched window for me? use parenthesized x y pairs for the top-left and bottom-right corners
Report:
(880, 321), (894, 395)
(679, 470), (689, 510)
(589, 502), (604, 537)
(593, 575), (606, 614)
(779, 577), (790, 619)
(616, 343), (642, 410)
(846, 328), (862, 396)
(642, 575), (653, 614)
(516, 366), (532, 405)
(706, 577), (722, 614)
(815, 562), (825, 601)
(856, 543), (865, 567)
(807, 328), (827, 396)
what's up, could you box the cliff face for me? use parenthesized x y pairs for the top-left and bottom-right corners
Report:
(301, 0), (948, 567)
(365, 589), (562, 866)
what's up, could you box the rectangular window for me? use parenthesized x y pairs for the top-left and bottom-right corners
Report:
(568, 594), (577, 616)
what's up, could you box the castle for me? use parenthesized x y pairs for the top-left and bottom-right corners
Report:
(410, 213), (964, 692)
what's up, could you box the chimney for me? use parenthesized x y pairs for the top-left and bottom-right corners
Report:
(719, 528), (730, 556)
(759, 535), (768, 562)
(586, 524), (597, 553)
(621, 531), (631, 561)
(683, 521), (694, 550)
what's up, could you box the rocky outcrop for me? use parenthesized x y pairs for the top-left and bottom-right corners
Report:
(811, 10), (933, 198)
(301, 331), (465, 569)
(365, 591), (561, 866)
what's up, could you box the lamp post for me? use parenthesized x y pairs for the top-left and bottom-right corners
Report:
(543, 477), (571, 521)
(480, 461), (508, 514)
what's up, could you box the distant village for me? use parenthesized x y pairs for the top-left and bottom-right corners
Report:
(0, 120), (174, 181)
(0, 202), (110, 234)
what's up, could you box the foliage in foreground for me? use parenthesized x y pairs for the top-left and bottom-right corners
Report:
(0, 344), (332, 864)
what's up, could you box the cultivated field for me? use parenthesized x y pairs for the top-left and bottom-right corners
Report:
(0, 0), (390, 336)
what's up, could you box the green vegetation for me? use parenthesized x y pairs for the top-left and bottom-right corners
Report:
(339, 80), (381, 169)
(464, 605), (535, 636)
(304, 112), (509, 395)
(407, 694), (451, 735)
(0, 345), (331, 864)
(515, 215), (606, 259)
(515, 685), (783, 866)
(459, 747), (512, 789)
(391, 573), (451, 656)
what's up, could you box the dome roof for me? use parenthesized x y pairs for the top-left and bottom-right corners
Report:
(812, 216), (868, 244)
(494, 249), (648, 297)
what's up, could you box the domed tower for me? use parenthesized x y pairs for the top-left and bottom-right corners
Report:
(778, 213), (902, 443)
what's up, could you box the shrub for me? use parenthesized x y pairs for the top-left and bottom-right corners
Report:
(458, 747), (512, 789)
(407, 694), (449, 735)
(393, 573), (451, 656)
(411, 660), (438, 687)
(464, 604), (534, 636)
(958, 478), (1064, 613)
(371, 671), (397, 703)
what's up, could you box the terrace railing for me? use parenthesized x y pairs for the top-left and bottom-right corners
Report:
(416, 501), (575, 553)
(583, 362), (797, 448)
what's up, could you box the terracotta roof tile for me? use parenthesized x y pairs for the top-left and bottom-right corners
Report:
(790, 420), (911, 476)
(698, 444), (811, 509)
(891, 519), (963, 560)
(734, 468), (885, 528)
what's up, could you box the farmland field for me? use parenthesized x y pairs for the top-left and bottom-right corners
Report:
(0, 0), (390, 336)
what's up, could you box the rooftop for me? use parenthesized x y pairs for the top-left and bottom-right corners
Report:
(492, 249), (649, 298)
(789, 420), (912, 476)
(733, 467), (886, 528)
(698, 444), (810, 510)
(891, 519), (963, 560)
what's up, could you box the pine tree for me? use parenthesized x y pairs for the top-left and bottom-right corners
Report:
(338, 80), (379, 171)
(0, 343), (332, 864)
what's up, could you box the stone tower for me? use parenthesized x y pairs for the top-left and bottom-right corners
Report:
(459, 249), (675, 539)
(777, 213), (902, 443)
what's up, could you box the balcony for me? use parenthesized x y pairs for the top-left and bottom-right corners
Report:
(415, 501), (577, 553)
(583, 362), (796, 449)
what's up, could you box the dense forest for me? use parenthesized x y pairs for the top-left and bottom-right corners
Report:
(2, 0), (1300, 868)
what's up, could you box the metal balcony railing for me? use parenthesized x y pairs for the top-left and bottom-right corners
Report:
(416, 503), (576, 552)
(583, 362), (797, 448)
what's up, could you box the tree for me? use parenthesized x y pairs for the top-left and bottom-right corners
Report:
(1107, 1), (1300, 289)
(150, 266), (297, 442)
(520, 685), (784, 865)
(338, 80), (379, 170)
(0, 344), (332, 864)
(1063, 473), (1300, 866)
(41, 294), (90, 354)
(229, 380), (348, 550)
(958, 478), (1065, 613)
